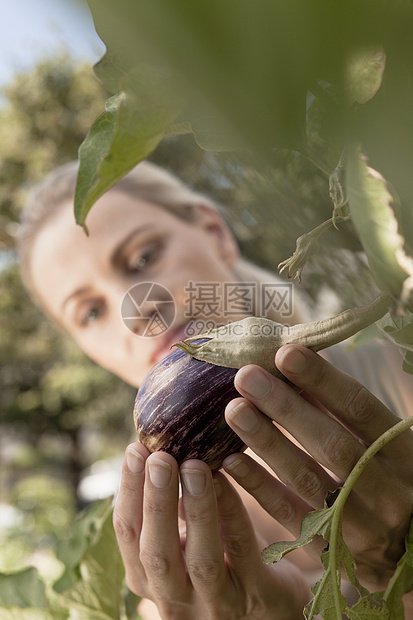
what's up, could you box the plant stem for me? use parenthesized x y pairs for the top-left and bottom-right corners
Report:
(327, 415), (413, 616)
(328, 513), (345, 620)
(307, 566), (332, 620)
(306, 215), (350, 240)
(335, 415), (413, 506)
(296, 144), (332, 177)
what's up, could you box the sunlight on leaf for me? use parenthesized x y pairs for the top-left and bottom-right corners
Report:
(344, 45), (386, 105)
(346, 147), (410, 301)
(75, 66), (181, 229)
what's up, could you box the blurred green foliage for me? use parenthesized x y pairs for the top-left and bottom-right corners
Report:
(0, 54), (137, 574)
(0, 499), (141, 619)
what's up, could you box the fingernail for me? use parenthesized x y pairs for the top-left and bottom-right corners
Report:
(181, 468), (206, 497)
(236, 367), (271, 399)
(278, 347), (307, 374)
(227, 401), (259, 433)
(148, 458), (172, 489)
(224, 457), (250, 478)
(126, 447), (145, 473)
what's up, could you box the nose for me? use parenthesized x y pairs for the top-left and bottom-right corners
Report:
(120, 282), (176, 337)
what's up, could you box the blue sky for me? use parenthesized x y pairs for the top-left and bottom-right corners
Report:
(0, 0), (104, 89)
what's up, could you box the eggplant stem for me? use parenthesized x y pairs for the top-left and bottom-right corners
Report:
(287, 292), (392, 351)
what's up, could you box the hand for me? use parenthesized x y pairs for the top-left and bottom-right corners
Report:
(113, 443), (309, 620)
(223, 344), (413, 592)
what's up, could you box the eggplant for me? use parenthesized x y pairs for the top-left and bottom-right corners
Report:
(133, 342), (246, 471)
(134, 294), (392, 471)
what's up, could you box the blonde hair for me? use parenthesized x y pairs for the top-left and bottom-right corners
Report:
(18, 159), (307, 323)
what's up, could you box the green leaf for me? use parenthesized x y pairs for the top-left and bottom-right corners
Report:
(261, 506), (333, 564)
(0, 568), (46, 609)
(54, 499), (114, 594)
(75, 65), (181, 229)
(377, 514), (413, 619)
(346, 323), (382, 350)
(190, 114), (245, 152)
(124, 588), (142, 620)
(376, 310), (413, 374)
(87, 0), (313, 152)
(305, 534), (388, 619)
(335, 532), (369, 599)
(346, 147), (411, 301)
(305, 564), (347, 620)
(58, 503), (124, 620)
(344, 46), (386, 105)
(346, 595), (389, 619)
(0, 608), (68, 620)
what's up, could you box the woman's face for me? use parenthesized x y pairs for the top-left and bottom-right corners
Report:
(30, 188), (244, 386)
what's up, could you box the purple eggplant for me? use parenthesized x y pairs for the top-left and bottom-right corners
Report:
(133, 342), (246, 471)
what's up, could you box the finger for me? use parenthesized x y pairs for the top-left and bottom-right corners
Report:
(212, 471), (313, 612)
(276, 344), (409, 457)
(212, 471), (263, 572)
(140, 452), (188, 604)
(221, 454), (327, 558)
(222, 452), (315, 535)
(228, 368), (383, 499)
(225, 396), (341, 508)
(112, 442), (148, 593)
(180, 460), (228, 602)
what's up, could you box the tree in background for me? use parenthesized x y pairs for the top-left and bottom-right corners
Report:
(0, 54), (138, 571)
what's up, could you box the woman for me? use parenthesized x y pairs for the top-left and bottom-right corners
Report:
(19, 160), (413, 618)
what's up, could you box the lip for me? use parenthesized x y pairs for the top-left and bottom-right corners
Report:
(149, 322), (193, 367)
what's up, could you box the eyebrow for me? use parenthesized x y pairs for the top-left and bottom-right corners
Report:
(110, 224), (154, 266)
(61, 286), (93, 314)
(61, 225), (154, 314)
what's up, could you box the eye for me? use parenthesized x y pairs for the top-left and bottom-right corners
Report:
(135, 254), (151, 269)
(129, 242), (162, 273)
(80, 302), (106, 326)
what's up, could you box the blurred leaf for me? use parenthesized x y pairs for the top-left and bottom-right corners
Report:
(344, 45), (386, 105)
(75, 65), (181, 229)
(376, 311), (413, 374)
(54, 499), (114, 594)
(346, 148), (410, 301)
(124, 589), (142, 620)
(0, 567), (46, 608)
(58, 500), (124, 620)
(0, 500), (139, 619)
(346, 323), (382, 350)
(190, 113), (245, 152)
(81, 0), (389, 218)
(0, 609), (67, 620)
